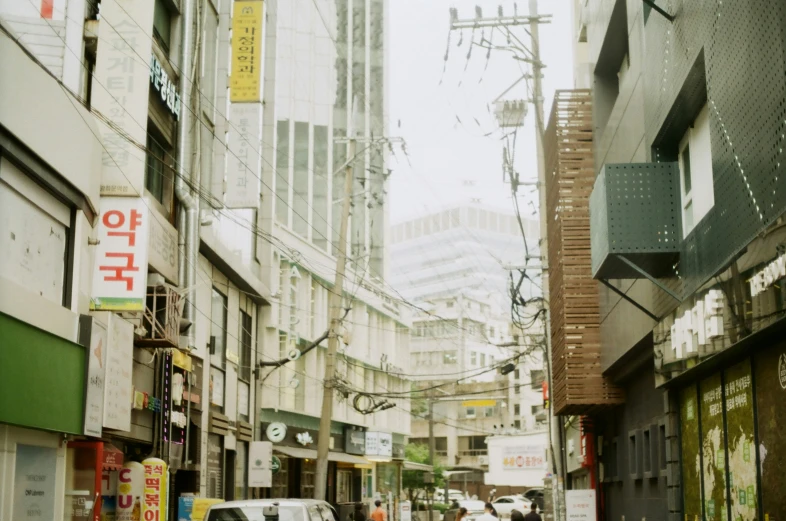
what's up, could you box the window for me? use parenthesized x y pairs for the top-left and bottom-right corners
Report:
(480, 353), (486, 367)
(312, 125), (329, 249)
(292, 122), (309, 236)
(514, 420), (521, 430)
(239, 311), (252, 381)
(211, 288), (227, 368)
(484, 407), (495, 417)
(465, 407), (476, 418)
(530, 369), (545, 388)
(514, 369), (520, 380)
(0, 159), (72, 307)
(443, 351), (458, 365)
(201, 3), (219, 117)
(488, 326), (495, 338)
(514, 404), (520, 416)
(275, 120), (290, 224)
(515, 384), (521, 394)
(152, 0), (172, 52)
(679, 104), (714, 236)
(470, 351), (477, 366)
(458, 435), (488, 455)
(446, 300), (454, 308)
(145, 130), (173, 210)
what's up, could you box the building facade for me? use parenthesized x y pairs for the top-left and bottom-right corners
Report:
(0, 0), (409, 518)
(546, 1), (786, 520)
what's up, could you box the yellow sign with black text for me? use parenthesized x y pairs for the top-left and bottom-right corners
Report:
(230, 1), (264, 102)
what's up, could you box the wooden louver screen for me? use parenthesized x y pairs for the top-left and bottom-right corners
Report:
(544, 90), (624, 415)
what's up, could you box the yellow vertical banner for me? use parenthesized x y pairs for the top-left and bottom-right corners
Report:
(142, 458), (168, 521)
(230, 1), (264, 102)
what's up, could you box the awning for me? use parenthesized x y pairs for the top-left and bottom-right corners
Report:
(274, 446), (370, 465)
(102, 444), (124, 470)
(403, 461), (433, 472)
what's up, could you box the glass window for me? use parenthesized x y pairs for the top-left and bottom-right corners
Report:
(211, 288), (227, 368)
(292, 122), (309, 237)
(312, 125), (329, 249)
(145, 131), (173, 211)
(153, 0), (172, 52)
(514, 404), (520, 416)
(202, 3), (219, 116)
(470, 351), (477, 366)
(679, 104), (714, 236)
(275, 120), (290, 224)
(239, 311), (253, 381)
(465, 407), (476, 418)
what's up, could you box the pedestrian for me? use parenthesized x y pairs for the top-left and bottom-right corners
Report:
(371, 500), (387, 521)
(450, 500), (460, 510)
(455, 507), (469, 521)
(352, 503), (366, 521)
(475, 503), (497, 521)
(521, 502), (542, 521)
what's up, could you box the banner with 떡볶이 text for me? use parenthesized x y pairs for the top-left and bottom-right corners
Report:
(142, 458), (167, 521)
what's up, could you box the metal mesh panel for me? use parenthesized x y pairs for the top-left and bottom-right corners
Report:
(546, 90), (624, 415)
(591, 163), (681, 279)
(643, 0), (786, 295)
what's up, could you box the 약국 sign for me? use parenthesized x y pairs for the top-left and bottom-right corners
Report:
(91, 197), (151, 311)
(230, 1), (264, 102)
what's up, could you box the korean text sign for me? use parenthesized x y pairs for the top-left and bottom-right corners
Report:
(91, 197), (150, 311)
(230, 1), (264, 102)
(501, 445), (546, 470)
(142, 458), (167, 521)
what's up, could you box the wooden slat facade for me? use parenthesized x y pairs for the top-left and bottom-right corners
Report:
(545, 90), (624, 415)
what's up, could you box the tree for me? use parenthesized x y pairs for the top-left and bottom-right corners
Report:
(402, 443), (446, 512)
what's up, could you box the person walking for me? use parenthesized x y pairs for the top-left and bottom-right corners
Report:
(371, 500), (387, 521)
(476, 503), (498, 521)
(352, 503), (366, 521)
(455, 507), (469, 521)
(521, 503), (542, 521)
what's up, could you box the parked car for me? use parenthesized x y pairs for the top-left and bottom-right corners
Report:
(517, 488), (545, 512)
(491, 496), (528, 517)
(206, 499), (338, 521)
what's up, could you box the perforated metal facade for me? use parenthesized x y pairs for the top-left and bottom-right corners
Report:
(545, 90), (624, 416)
(590, 162), (682, 279)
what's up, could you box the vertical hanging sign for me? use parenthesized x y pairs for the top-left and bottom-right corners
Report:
(91, 197), (151, 311)
(225, 103), (262, 208)
(102, 313), (134, 431)
(230, 1), (264, 102)
(92, 0), (155, 196)
(84, 315), (108, 437)
(142, 458), (168, 521)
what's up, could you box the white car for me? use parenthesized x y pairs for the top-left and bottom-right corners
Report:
(491, 496), (528, 518)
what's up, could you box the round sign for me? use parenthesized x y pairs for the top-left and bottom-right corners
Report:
(271, 456), (281, 474)
(266, 422), (287, 443)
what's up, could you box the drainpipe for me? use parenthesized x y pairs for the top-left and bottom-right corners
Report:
(175, 0), (198, 352)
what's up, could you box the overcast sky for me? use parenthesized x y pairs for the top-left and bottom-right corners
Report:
(387, 0), (576, 223)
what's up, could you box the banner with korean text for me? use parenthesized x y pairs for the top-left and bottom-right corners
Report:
(501, 445), (547, 470)
(142, 458), (168, 521)
(230, 1), (264, 102)
(92, 0), (154, 196)
(91, 197), (151, 311)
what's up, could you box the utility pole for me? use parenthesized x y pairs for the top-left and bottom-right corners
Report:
(314, 104), (405, 500)
(449, 3), (564, 520)
(428, 394), (435, 521)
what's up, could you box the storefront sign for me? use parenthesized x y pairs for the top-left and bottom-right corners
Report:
(565, 489), (596, 521)
(91, 197), (151, 311)
(266, 422), (287, 443)
(502, 445), (546, 470)
(226, 103), (262, 208)
(296, 432), (314, 446)
(365, 432), (393, 457)
(271, 456), (281, 474)
(750, 252), (786, 297)
(345, 427), (366, 455)
(149, 55), (181, 119)
(145, 193), (179, 283)
(179, 497), (225, 521)
(142, 458), (168, 521)
(85, 316), (108, 437)
(230, 1), (264, 102)
(117, 461), (144, 521)
(670, 289), (724, 359)
(249, 441), (273, 488)
(13, 445), (57, 521)
(94, 0), (154, 196)
(103, 313), (134, 431)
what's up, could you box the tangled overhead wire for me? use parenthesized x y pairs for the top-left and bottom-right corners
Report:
(351, 392), (395, 415)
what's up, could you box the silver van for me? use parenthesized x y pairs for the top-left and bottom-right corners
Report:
(205, 499), (339, 521)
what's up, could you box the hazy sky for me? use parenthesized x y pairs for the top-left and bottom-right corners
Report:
(387, 0), (576, 223)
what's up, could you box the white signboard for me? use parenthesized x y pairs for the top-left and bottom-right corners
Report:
(750, 253), (786, 297)
(84, 316), (109, 437)
(365, 432), (393, 457)
(103, 313), (134, 431)
(670, 289), (724, 359)
(91, 197), (151, 311)
(13, 445), (57, 521)
(210, 367), (225, 407)
(565, 490), (596, 521)
(145, 193), (178, 283)
(249, 441), (273, 488)
(225, 103), (262, 208)
(238, 381), (250, 417)
(93, 0), (155, 196)
(502, 445), (547, 470)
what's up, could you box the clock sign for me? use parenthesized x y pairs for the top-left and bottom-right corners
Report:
(266, 422), (287, 443)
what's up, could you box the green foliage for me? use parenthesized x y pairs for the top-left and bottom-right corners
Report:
(403, 443), (446, 505)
